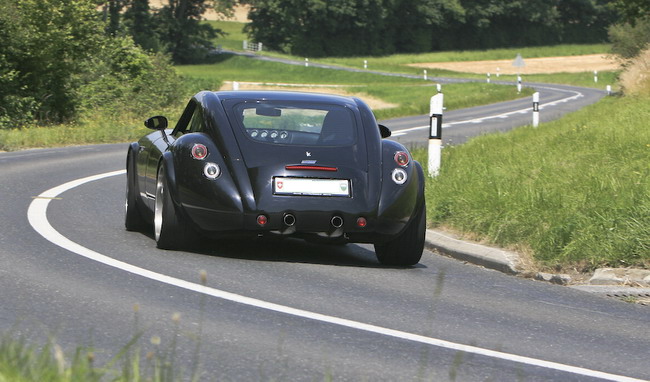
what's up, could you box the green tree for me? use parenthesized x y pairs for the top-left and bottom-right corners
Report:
(386, 0), (464, 52)
(0, 0), (183, 128)
(608, 0), (650, 59)
(151, 0), (226, 63)
(123, 0), (163, 51)
(0, 0), (36, 128)
(610, 0), (650, 23)
(247, 0), (451, 56)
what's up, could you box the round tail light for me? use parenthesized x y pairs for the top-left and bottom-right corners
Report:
(394, 151), (410, 167)
(356, 217), (367, 228)
(257, 214), (268, 227)
(203, 163), (221, 179)
(392, 168), (408, 185)
(191, 144), (208, 160)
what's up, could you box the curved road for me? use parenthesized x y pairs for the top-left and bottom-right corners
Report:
(1, 77), (649, 381)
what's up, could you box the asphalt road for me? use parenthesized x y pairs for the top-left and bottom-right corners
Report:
(380, 81), (604, 147)
(2, 86), (649, 381)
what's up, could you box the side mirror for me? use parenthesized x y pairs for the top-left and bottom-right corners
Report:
(144, 116), (168, 130)
(378, 124), (391, 138)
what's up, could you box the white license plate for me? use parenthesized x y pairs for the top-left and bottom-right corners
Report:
(273, 177), (350, 197)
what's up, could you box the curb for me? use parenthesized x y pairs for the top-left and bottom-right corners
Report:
(425, 229), (649, 294)
(424, 229), (520, 274)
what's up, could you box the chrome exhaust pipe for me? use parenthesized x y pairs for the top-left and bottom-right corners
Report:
(331, 216), (343, 229)
(283, 213), (296, 226)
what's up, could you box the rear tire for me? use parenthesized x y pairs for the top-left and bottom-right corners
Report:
(125, 156), (146, 231)
(374, 202), (426, 266)
(154, 165), (194, 249)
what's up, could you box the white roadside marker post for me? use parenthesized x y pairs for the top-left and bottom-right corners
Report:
(532, 92), (540, 128)
(517, 75), (522, 93)
(424, 70), (427, 80)
(436, 83), (442, 93)
(428, 93), (444, 177)
(305, 58), (309, 67)
(606, 85), (612, 96)
(364, 60), (368, 69)
(487, 73), (491, 83)
(233, 81), (240, 91)
(496, 67), (500, 77)
(594, 70), (598, 83)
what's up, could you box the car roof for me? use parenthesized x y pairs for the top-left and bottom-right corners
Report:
(203, 90), (360, 105)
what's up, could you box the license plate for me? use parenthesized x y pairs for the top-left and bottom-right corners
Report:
(273, 177), (350, 197)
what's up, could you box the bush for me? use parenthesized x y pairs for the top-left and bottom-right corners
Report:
(619, 47), (650, 96)
(76, 37), (184, 118)
(0, 0), (183, 130)
(608, 17), (650, 59)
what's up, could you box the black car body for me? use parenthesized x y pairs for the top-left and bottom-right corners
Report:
(125, 91), (426, 265)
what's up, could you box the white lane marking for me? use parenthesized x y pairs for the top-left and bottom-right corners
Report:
(392, 86), (584, 136)
(27, 171), (645, 382)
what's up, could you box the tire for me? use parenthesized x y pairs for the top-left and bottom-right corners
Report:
(154, 165), (194, 249)
(125, 156), (146, 231)
(374, 202), (426, 266)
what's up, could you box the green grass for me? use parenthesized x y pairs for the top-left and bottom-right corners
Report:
(421, 94), (650, 270)
(320, 44), (611, 66)
(0, 330), (192, 382)
(230, 42), (617, 89)
(177, 54), (534, 121)
(206, 20), (248, 51)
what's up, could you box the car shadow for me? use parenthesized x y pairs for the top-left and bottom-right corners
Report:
(137, 228), (426, 269)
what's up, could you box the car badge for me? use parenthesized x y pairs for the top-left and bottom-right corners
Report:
(301, 160), (317, 164)
(340, 184), (348, 192)
(277, 181), (283, 189)
(305, 151), (312, 157)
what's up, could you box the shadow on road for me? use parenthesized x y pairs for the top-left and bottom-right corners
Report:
(138, 229), (426, 269)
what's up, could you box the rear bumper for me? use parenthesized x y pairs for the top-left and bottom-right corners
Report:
(182, 206), (408, 244)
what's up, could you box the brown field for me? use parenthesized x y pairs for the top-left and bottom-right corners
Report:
(148, 1), (250, 21)
(408, 54), (620, 74)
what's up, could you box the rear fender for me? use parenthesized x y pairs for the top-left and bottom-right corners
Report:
(376, 141), (424, 236)
(167, 133), (245, 231)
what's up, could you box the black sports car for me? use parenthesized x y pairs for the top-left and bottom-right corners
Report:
(125, 91), (426, 266)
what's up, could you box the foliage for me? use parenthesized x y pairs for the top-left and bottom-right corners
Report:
(245, 0), (615, 56)
(609, 0), (650, 24)
(608, 16), (650, 59)
(619, 47), (650, 96)
(112, 0), (235, 64)
(0, 0), (183, 130)
(425, 95), (650, 270)
(151, 0), (223, 64)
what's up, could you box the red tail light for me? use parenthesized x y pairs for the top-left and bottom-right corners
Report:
(191, 144), (208, 160)
(394, 151), (409, 167)
(285, 165), (337, 172)
(256, 215), (268, 226)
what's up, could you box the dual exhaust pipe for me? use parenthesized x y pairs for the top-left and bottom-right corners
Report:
(282, 213), (344, 228)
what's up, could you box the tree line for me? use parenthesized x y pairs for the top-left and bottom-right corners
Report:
(245, 0), (618, 57)
(0, 0), (233, 129)
(102, 0), (236, 64)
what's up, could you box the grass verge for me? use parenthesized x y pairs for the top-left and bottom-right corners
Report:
(421, 94), (650, 271)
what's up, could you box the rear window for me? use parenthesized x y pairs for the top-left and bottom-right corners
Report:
(234, 102), (356, 146)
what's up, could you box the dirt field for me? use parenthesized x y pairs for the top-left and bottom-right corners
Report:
(409, 54), (620, 74)
(148, 1), (250, 21)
